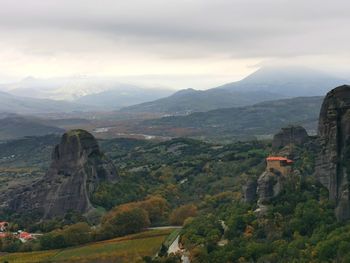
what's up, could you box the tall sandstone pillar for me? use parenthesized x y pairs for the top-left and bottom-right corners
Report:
(6, 129), (118, 219)
(315, 85), (350, 221)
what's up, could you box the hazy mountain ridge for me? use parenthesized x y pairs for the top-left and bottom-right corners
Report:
(121, 66), (347, 114)
(0, 90), (98, 114)
(76, 86), (173, 109)
(121, 88), (283, 114)
(0, 115), (64, 141)
(218, 66), (348, 96)
(1, 77), (139, 100)
(0, 66), (346, 115)
(0, 76), (174, 110)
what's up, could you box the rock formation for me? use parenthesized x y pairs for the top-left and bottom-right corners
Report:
(5, 129), (117, 219)
(247, 126), (304, 212)
(315, 85), (350, 221)
(255, 171), (284, 213)
(272, 126), (309, 150)
(243, 163), (287, 211)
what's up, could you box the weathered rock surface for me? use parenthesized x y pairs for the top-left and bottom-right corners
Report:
(257, 171), (283, 205)
(4, 129), (117, 219)
(315, 85), (350, 221)
(254, 171), (281, 215)
(242, 179), (257, 203)
(272, 126), (309, 150)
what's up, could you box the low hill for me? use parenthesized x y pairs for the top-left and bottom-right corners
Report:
(139, 96), (323, 140)
(0, 115), (64, 140)
(121, 66), (346, 114)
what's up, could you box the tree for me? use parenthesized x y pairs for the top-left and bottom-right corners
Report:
(99, 207), (150, 239)
(62, 222), (91, 246)
(40, 232), (66, 250)
(169, 204), (197, 226)
(0, 236), (21, 252)
(140, 196), (169, 223)
(40, 222), (91, 250)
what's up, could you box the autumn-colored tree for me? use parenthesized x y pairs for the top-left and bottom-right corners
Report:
(169, 204), (197, 226)
(104, 195), (168, 225)
(139, 196), (169, 223)
(99, 207), (150, 240)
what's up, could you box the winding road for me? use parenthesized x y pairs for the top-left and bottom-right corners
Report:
(167, 235), (190, 263)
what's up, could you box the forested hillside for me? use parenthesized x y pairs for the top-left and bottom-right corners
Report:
(138, 96), (323, 140)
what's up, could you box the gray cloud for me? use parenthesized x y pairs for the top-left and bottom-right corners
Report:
(0, 0), (349, 84)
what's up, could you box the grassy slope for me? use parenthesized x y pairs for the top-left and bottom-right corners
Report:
(0, 229), (174, 263)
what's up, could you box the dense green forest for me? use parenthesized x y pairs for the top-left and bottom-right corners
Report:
(178, 176), (343, 262)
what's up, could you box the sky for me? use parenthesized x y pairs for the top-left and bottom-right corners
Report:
(0, 0), (349, 89)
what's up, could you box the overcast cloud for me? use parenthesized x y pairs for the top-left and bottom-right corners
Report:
(0, 0), (349, 89)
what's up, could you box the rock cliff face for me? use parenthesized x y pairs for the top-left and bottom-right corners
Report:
(255, 171), (284, 214)
(242, 179), (257, 203)
(272, 126), (309, 150)
(257, 171), (283, 204)
(243, 169), (285, 210)
(6, 129), (117, 219)
(315, 85), (350, 221)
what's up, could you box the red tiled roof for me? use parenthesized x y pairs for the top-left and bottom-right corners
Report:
(266, 156), (293, 163)
(19, 232), (32, 239)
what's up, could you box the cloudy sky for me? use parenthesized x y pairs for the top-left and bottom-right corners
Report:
(0, 0), (349, 89)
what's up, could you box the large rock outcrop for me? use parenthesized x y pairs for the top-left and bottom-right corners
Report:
(315, 85), (350, 221)
(5, 129), (117, 219)
(272, 126), (309, 150)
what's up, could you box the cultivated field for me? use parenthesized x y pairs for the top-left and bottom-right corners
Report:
(0, 229), (174, 263)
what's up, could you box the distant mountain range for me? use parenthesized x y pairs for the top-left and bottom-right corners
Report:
(0, 114), (64, 140)
(0, 66), (347, 118)
(121, 88), (281, 115)
(0, 77), (173, 114)
(75, 86), (173, 109)
(122, 66), (347, 114)
(134, 96), (324, 140)
(0, 76), (174, 110)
